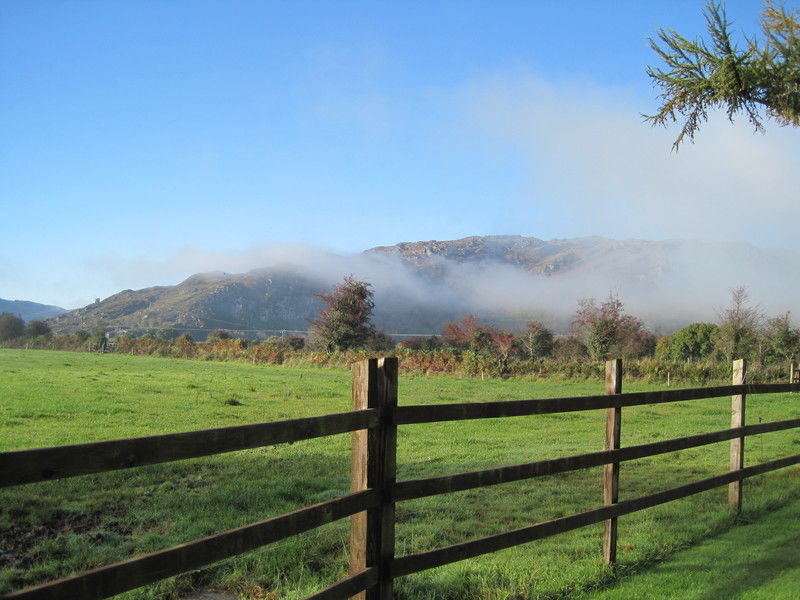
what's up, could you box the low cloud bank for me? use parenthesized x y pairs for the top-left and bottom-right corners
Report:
(458, 72), (800, 253)
(88, 237), (800, 334)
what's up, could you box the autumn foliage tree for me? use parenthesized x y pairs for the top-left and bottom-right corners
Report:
(311, 276), (379, 351)
(573, 295), (654, 360)
(441, 315), (482, 348)
(440, 315), (527, 375)
(441, 315), (518, 353)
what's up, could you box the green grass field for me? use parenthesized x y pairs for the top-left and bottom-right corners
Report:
(1, 349), (798, 599)
(580, 499), (800, 600)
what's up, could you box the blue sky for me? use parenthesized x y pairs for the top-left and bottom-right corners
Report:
(2, 0), (797, 308)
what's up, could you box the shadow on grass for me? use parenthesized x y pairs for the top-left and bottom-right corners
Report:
(686, 529), (800, 600)
(582, 498), (800, 600)
(3, 447), (798, 600)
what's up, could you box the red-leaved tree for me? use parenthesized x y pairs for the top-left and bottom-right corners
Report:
(573, 295), (655, 359)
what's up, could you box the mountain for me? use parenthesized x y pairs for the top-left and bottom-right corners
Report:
(48, 270), (325, 338)
(0, 298), (66, 321)
(366, 235), (673, 280)
(47, 235), (800, 337)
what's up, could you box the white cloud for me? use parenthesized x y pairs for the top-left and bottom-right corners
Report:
(85, 243), (441, 302)
(459, 72), (800, 251)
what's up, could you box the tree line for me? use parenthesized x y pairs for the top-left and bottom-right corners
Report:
(309, 278), (799, 370)
(2, 279), (798, 381)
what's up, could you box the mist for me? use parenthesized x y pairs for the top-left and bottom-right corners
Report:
(88, 235), (800, 335)
(457, 72), (800, 254)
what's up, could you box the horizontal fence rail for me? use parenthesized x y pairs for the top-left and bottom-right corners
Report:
(5, 490), (378, 600)
(2, 358), (799, 600)
(391, 417), (800, 501)
(394, 383), (799, 425)
(0, 409), (378, 488)
(303, 569), (379, 600)
(391, 453), (800, 577)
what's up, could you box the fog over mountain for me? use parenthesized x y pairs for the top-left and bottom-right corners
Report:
(48, 235), (800, 338)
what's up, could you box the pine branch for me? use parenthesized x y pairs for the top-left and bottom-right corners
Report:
(645, 0), (799, 149)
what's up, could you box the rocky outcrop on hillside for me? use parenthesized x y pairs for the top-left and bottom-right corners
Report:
(366, 235), (673, 281)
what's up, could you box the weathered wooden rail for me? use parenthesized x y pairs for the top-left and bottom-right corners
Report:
(2, 357), (799, 600)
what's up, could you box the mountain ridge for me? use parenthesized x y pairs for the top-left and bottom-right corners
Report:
(0, 298), (66, 321)
(45, 235), (799, 337)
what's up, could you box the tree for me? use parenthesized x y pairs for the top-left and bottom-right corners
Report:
(399, 336), (445, 351)
(572, 295), (652, 360)
(0, 313), (25, 341)
(553, 335), (588, 361)
(441, 315), (481, 349)
(490, 330), (521, 375)
(764, 312), (800, 361)
(173, 333), (196, 358)
(156, 327), (179, 341)
(208, 328), (231, 341)
(25, 320), (52, 338)
(713, 286), (762, 361)
(365, 328), (395, 352)
(440, 315), (522, 374)
(587, 318), (618, 361)
(520, 321), (554, 359)
(646, 1), (799, 149)
(90, 324), (109, 350)
(655, 322), (718, 361)
(265, 335), (306, 350)
(311, 276), (377, 351)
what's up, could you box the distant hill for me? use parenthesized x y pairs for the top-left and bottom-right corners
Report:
(48, 270), (325, 338)
(0, 298), (66, 321)
(47, 235), (800, 338)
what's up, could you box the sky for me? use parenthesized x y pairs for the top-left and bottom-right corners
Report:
(1, 0), (798, 309)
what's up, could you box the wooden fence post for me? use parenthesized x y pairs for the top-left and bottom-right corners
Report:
(603, 358), (622, 564)
(350, 357), (398, 600)
(729, 359), (746, 511)
(791, 361), (799, 386)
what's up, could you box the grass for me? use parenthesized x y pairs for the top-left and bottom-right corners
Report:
(0, 348), (798, 599)
(579, 499), (800, 600)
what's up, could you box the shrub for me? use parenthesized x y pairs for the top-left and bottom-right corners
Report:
(25, 320), (52, 338)
(0, 313), (24, 341)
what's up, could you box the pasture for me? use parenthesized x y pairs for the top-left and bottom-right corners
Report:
(581, 499), (800, 600)
(1, 349), (798, 599)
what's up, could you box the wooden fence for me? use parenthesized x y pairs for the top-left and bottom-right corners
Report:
(2, 358), (799, 600)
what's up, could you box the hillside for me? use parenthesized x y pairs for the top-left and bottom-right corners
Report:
(48, 270), (324, 338)
(47, 235), (799, 338)
(366, 235), (675, 280)
(0, 298), (66, 321)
